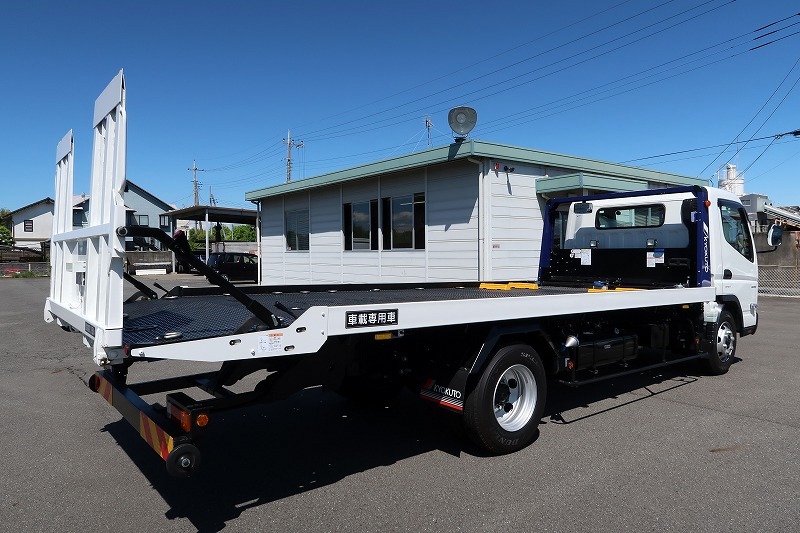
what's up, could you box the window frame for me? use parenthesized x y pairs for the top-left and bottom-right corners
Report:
(381, 192), (425, 251)
(23, 219), (33, 232)
(343, 200), (378, 251)
(342, 192), (426, 251)
(718, 200), (754, 262)
(285, 209), (310, 251)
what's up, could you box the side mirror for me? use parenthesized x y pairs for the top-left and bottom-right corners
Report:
(767, 224), (783, 247)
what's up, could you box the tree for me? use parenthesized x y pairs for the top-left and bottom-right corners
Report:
(0, 208), (10, 230)
(232, 225), (256, 241)
(0, 224), (13, 246)
(187, 228), (206, 251)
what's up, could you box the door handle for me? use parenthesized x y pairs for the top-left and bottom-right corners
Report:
(723, 269), (732, 279)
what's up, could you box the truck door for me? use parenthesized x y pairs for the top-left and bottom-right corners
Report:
(717, 200), (757, 328)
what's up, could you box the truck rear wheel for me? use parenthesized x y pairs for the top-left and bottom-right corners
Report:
(464, 344), (546, 454)
(706, 309), (736, 375)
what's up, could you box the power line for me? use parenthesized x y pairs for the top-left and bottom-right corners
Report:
(288, 0), (641, 132)
(747, 146), (800, 184)
(202, 142), (285, 172)
(179, 4), (649, 176)
(191, 4), (670, 175)
(619, 134), (785, 164)
(298, 0), (738, 143)
(624, 137), (800, 167)
(192, 7), (799, 195)
(198, 4), (792, 182)
(697, 53), (800, 177)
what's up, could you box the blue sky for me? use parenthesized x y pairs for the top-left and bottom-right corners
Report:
(1, 0), (799, 212)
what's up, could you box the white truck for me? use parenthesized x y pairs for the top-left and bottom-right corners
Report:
(44, 72), (781, 477)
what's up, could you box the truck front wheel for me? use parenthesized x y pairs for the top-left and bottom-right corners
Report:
(706, 309), (737, 375)
(464, 344), (546, 454)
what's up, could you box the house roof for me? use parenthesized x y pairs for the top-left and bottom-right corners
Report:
(4, 197), (54, 217)
(245, 139), (706, 201)
(65, 182), (173, 213)
(72, 195), (89, 208)
(125, 180), (174, 211)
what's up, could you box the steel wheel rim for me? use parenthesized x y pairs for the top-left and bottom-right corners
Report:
(716, 321), (735, 363)
(492, 364), (537, 432)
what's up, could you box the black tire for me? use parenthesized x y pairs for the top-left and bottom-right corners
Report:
(165, 443), (201, 478)
(705, 309), (737, 375)
(464, 344), (546, 454)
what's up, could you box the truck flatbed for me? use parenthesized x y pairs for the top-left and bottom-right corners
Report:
(122, 281), (715, 363)
(123, 284), (583, 345)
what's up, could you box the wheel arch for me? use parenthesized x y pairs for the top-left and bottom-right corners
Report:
(717, 295), (743, 333)
(467, 322), (558, 379)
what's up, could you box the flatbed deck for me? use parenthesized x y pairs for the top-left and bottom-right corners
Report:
(122, 282), (713, 357)
(123, 284), (584, 346)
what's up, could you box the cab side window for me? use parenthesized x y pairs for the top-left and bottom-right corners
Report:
(719, 202), (753, 262)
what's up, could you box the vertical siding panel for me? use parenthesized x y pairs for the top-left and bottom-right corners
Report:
(310, 186), (343, 283)
(260, 197), (285, 284)
(426, 161), (480, 281)
(490, 165), (545, 281)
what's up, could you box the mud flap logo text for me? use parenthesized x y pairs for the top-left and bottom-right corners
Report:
(432, 383), (462, 399)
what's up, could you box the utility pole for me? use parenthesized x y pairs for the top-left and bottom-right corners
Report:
(188, 159), (206, 206)
(209, 186), (217, 207)
(425, 116), (433, 148)
(284, 130), (303, 182)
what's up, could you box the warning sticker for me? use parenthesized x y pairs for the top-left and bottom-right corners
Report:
(571, 248), (591, 265)
(647, 249), (665, 268)
(259, 332), (284, 354)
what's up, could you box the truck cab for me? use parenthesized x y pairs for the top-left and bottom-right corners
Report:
(542, 186), (759, 336)
(708, 188), (758, 332)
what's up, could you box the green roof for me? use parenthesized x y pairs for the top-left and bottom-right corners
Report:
(245, 140), (704, 201)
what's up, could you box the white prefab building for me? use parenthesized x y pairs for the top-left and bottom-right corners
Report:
(245, 140), (705, 284)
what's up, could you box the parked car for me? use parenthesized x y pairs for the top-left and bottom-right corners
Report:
(206, 252), (258, 282)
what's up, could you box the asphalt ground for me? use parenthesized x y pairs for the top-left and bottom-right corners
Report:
(1, 274), (798, 532)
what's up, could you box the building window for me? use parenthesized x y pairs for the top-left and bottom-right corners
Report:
(132, 214), (149, 226)
(343, 200), (378, 250)
(23, 219), (33, 232)
(285, 209), (309, 251)
(159, 215), (170, 227)
(343, 194), (425, 251)
(382, 193), (425, 250)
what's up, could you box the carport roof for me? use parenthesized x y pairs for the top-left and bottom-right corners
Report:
(167, 205), (257, 225)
